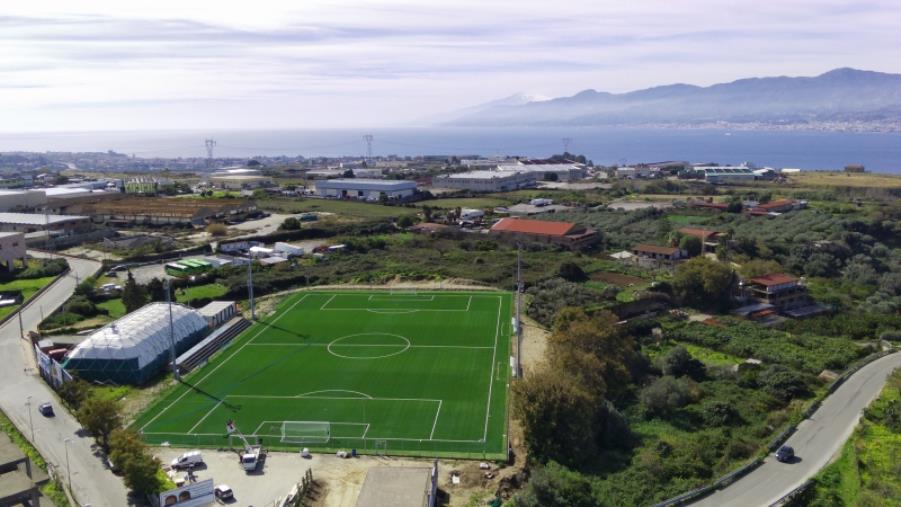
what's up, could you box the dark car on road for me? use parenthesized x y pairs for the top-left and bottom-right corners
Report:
(776, 445), (795, 463)
(38, 402), (54, 417)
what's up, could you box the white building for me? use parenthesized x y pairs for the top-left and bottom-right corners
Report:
(0, 232), (26, 270)
(498, 162), (587, 182)
(694, 166), (757, 184)
(435, 170), (537, 192)
(314, 179), (416, 201)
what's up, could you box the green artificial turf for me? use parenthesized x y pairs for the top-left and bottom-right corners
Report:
(134, 291), (512, 459)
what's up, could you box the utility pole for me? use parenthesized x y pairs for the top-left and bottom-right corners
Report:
(515, 244), (523, 377)
(165, 279), (180, 380)
(18, 306), (24, 340)
(25, 396), (34, 441)
(64, 438), (72, 491)
(247, 257), (256, 320)
(204, 139), (217, 168)
(363, 134), (374, 165)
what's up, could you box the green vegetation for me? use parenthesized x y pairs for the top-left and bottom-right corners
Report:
(0, 275), (59, 320)
(97, 298), (126, 319)
(135, 291), (511, 458)
(420, 197), (509, 209)
(175, 283), (227, 304)
(0, 410), (71, 507)
(804, 368), (901, 506)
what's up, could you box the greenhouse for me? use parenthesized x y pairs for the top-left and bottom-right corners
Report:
(63, 302), (210, 384)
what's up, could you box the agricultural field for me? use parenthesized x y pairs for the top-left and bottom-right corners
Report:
(134, 291), (512, 459)
(257, 197), (419, 219)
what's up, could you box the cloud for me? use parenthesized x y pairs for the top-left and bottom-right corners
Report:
(1, 0), (900, 131)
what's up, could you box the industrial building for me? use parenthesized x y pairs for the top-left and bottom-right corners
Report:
(436, 170), (536, 192)
(63, 302), (210, 384)
(490, 217), (599, 249)
(0, 212), (92, 234)
(498, 161), (587, 182)
(0, 233), (26, 270)
(694, 166), (757, 184)
(69, 197), (258, 226)
(315, 179), (416, 201)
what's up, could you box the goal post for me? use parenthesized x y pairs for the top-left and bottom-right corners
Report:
(280, 421), (331, 444)
(388, 288), (418, 296)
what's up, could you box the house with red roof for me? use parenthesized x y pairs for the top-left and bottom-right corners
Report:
(677, 227), (723, 250)
(489, 217), (598, 249)
(743, 273), (807, 309)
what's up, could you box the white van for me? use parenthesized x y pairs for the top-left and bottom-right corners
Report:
(170, 451), (204, 470)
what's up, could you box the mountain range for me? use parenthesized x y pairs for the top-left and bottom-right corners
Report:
(444, 68), (901, 130)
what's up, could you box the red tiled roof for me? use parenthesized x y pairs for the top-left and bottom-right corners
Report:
(748, 273), (798, 286)
(756, 199), (796, 210)
(678, 227), (720, 240)
(490, 217), (576, 237)
(632, 243), (680, 255)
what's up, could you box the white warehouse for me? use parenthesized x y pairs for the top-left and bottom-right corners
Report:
(314, 179), (416, 201)
(435, 170), (537, 192)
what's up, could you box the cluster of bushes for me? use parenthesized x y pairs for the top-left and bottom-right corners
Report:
(526, 277), (607, 327)
(58, 379), (167, 495)
(1, 258), (69, 281)
(665, 319), (865, 374)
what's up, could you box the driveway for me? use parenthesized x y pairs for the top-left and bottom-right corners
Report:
(0, 252), (129, 506)
(691, 351), (901, 507)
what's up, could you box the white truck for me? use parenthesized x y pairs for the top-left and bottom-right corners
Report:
(228, 423), (265, 472)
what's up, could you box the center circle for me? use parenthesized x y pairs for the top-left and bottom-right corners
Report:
(327, 333), (411, 359)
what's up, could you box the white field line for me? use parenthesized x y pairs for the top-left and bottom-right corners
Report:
(322, 307), (468, 312)
(143, 431), (487, 444)
(188, 400), (223, 434)
(482, 295), (502, 442)
(362, 423), (371, 439)
(247, 343), (492, 350)
(226, 394), (443, 404)
(465, 295), (472, 311)
(139, 293), (312, 432)
(369, 294), (435, 302)
(319, 294), (337, 310)
(430, 400), (443, 440)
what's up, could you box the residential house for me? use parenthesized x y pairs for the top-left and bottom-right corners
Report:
(490, 217), (599, 250)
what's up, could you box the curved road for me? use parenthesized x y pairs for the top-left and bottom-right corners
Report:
(692, 351), (901, 507)
(0, 252), (128, 506)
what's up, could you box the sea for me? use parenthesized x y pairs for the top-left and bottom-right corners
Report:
(2, 127), (900, 174)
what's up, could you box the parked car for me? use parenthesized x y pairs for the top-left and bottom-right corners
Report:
(170, 451), (204, 470)
(214, 484), (234, 501)
(776, 445), (795, 463)
(38, 402), (54, 417)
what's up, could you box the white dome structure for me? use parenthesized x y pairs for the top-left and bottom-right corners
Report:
(64, 302), (209, 384)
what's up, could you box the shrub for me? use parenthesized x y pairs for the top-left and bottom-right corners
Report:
(657, 346), (706, 381)
(640, 375), (702, 418)
(16, 258), (68, 279)
(206, 223), (228, 236)
(758, 365), (812, 404)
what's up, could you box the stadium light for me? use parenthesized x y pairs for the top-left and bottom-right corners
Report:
(165, 278), (180, 380)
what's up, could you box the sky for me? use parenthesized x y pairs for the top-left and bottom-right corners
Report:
(2, 0), (901, 132)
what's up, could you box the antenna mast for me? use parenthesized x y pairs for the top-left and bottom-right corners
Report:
(204, 139), (217, 167)
(362, 134), (374, 165)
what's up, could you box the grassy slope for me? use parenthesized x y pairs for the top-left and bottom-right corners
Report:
(133, 291), (511, 458)
(808, 368), (901, 506)
(175, 283), (228, 303)
(0, 275), (59, 320)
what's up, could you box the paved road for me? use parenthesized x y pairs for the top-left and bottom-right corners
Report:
(693, 351), (901, 507)
(0, 252), (129, 506)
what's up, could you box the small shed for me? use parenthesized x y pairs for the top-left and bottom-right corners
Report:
(198, 301), (237, 328)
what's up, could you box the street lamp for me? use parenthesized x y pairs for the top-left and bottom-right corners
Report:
(25, 396), (34, 441)
(64, 438), (72, 491)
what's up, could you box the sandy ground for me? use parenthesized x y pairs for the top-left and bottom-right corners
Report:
(519, 314), (549, 374)
(230, 213), (293, 238)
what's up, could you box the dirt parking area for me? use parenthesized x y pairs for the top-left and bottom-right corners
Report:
(155, 447), (523, 507)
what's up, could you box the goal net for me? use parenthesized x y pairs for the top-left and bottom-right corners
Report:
(281, 421), (331, 444)
(388, 288), (418, 295)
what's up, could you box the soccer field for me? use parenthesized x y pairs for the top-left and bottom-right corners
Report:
(134, 291), (512, 458)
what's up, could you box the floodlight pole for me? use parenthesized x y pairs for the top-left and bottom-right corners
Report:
(247, 257), (256, 321)
(18, 306), (24, 340)
(25, 396), (34, 441)
(165, 279), (180, 380)
(515, 244), (523, 376)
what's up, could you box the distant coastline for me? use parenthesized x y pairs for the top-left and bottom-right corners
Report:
(1, 127), (900, 173)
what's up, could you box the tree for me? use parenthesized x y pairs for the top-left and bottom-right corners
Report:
(557, 262), (587, 282)
(512, 366), (600, 465)
(672, 257), (735, 311)
(396, 215), (415, 228)
(280, 217), (301, 231)
(421, 205), (433, 222)
(74, 278), (97, 301)
(658, 346), (706, 381)
(759, 365), (811, 404)
(57, 376), (90, 409)
(146, 277), (168, 302)
(640, 375), (702, 418)
(206, 223), (228, 236)
(679, 235), (702, 257)
(512, 462), (597, 507)
(109, 429), (164, 494)
(121, 271), (147, 313)
(739, 259), (784, 278)
(342, 169), (355, 178)
(77, 395), (122, 451)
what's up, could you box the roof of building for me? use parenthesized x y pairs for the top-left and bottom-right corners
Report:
(65, 303), (208, 369)
(755, 199), (796, 210)
(490, 217), (576, 236)
(198, 301), (235, 317)
(355, 466), (432, 507)
(0, 435), (26, 465)
(747, 273), (799, 286)
(315, 179), (416, 191)
(678, 227), (721, 240)
(498, 163), (583, 173)
(440, 170), (527, 180)
(0, 212), (89, 226)
(633, 243), (681, 255)
(0, 232), (23, 239)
